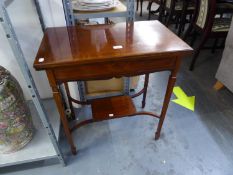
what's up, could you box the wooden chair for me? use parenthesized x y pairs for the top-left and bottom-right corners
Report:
(177, 0), (197, 35)
(137, 0), (159, 17)
(184, 0), (232, 71)
(164, 0), (195, 27)
(136, 0), (144, 16)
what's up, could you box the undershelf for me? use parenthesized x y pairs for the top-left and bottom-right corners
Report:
(0, 99), (60, 168)
(91, 95), (136, 121)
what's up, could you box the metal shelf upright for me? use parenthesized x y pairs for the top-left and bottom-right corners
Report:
(0, 0), (65, 167)
(63, 0), (135, 22)
(62, 0), (135, 101)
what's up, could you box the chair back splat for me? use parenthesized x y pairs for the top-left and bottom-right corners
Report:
(183, 0), (231, 71)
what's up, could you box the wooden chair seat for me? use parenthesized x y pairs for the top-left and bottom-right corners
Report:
(212, 18), (231, 32)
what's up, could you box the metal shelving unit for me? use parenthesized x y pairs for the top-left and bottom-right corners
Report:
(72, 1), (127, 19)
(63, 0), (135, 24)
(0, 0), (65, 167)
(62, 0), (135, 101)
(0, 0), (135, 167)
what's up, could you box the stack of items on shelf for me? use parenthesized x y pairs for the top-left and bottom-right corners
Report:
(72, 0), (120, 11)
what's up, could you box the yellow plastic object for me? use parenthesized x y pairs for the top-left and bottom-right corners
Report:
(172, 86), (195, 111)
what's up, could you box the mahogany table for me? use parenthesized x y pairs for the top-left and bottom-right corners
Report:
(34, 21), (192, 155)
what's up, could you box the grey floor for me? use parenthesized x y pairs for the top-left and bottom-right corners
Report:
(2, 5), (233, 175)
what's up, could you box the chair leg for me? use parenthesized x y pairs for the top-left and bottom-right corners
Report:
(147, 1), (150, 10)
(220, 38), (226, 48)
(183, 24), (192, 40)
(182, 23), (186, 32)
(178, 23), (184, 36)
(158, 5), (165, 22)
(175, 14), (180, 29)
(148, 2), (153, 20)
(140, 0), (143, 16)
(142, 74), (149, 108)
(190, 31), (197, 47)
(211, 38), (219, 53)
(178, 13), (186, 36)
(189, 33), (209, 71)
(136, 0), (139, 11)
(166, 11), (173, 26)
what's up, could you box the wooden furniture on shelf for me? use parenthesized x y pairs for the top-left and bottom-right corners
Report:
(33, 21), (192, 155)
(184, 0), (232, 71)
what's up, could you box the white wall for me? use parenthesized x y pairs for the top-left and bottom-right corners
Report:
(0, 0), (67, 100)
(0, 24), (31, 99)
(38, 0), (66, 27)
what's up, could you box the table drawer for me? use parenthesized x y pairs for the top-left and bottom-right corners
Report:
(53, 57), (177, 82)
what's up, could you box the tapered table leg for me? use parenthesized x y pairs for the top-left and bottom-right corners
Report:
(155, 74), (176, 140)
(47, 71), (77, 155)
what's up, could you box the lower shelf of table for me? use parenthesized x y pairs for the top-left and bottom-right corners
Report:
(71, 95), (160, 133)
(0, 99), (60, 168)
(91, 95), (136, 121)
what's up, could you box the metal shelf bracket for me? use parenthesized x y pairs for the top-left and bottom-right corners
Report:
(0, 1), (65, 166)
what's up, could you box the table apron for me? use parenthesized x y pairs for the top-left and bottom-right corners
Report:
(52, 57), (177, 82)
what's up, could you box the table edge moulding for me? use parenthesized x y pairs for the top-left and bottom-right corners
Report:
(33, 21), (193, 155)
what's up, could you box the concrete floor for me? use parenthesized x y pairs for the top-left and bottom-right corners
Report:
(1, 5), (233, 175)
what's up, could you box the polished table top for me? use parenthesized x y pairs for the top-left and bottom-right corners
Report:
(34, 21), (192, 70)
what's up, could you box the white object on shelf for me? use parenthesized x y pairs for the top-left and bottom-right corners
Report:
(0, 99), (60, 168)
(72, 0), (120, 11)
(72, 0), (127, 19)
